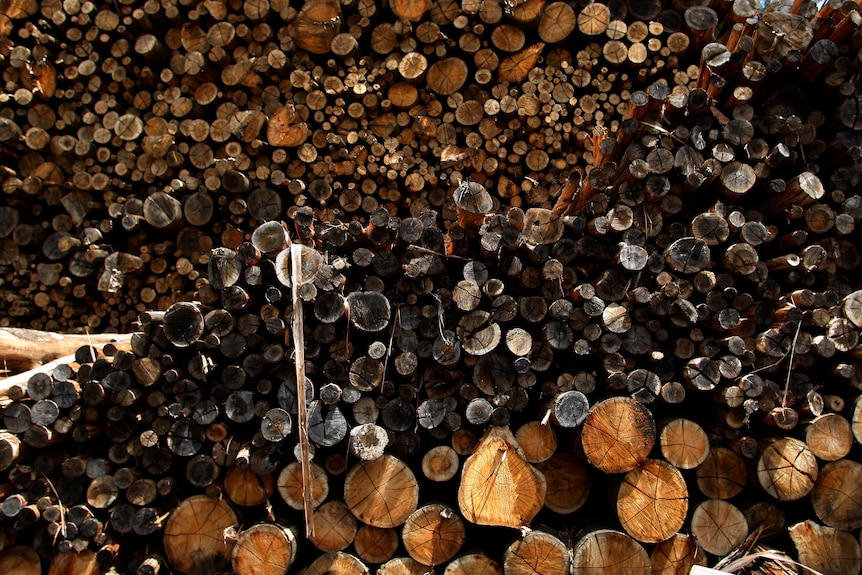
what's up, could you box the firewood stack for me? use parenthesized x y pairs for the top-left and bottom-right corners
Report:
(3, 0), (862, 573)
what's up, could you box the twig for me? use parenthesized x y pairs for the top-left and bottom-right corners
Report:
(290, 242), (315, 538)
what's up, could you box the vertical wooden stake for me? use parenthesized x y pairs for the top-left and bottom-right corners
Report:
(291, 242), (315, 538)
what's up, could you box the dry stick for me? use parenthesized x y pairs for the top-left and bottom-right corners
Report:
(291, 242), (315, 539)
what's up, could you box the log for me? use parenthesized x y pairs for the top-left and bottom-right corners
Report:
(343, 455), (419, 528)
(580, 397), (656, 473)
(401, 503), (465, 566)
(0, 328), (131, 373)
(503, 530), (569, 575)
(617, 459), (688, 543)
(231, 523), (298, 575)
(163, 495), (239, 575)
(457, 426), (546, 529)
(689, 499), (748, 556)
(571, 530), (650, 575)
(789, 520), (862, 575)
(756, 437), (819, 501)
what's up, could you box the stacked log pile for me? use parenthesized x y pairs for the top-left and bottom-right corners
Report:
(2, 0), (862, 574)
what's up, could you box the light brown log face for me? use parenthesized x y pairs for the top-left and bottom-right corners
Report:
(659, 418), (709, 469)
(47, 550), (101, 575)
(790, 520), (862, 575)
(806, 413), (853, 461)
(311, 500), (358, 552)
(650, 534), (705, 575)
(581, 397), (656, 473)
(571, 529), (650, 575)
(503, 530), (569, 575)
(696, 447), (747, 500)
(690, 499), (748, 557)
(303, 551), (369, 575)
(402, 503), (465, 566)
(163, 496), (238, 575)
(277, 461), (329, 510)
(617, 459), (688, 543)
(810, 460), (862, 531)
(444, 553), (503, 575)
(756, 437), (819, 501)
(344, 455), (419, 528)
(458, 426), (546, 529)
(232, 523), (297, 575)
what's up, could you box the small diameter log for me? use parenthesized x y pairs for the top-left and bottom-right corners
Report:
(689, 499), (748, 557)
(344, 455), (419, 528)
(659, 418), (710, 469)
(453, 179), (493, 230)
(617, 459), (688, 544)
(571, 529), (650, 575)
(514, 421), (557, 463)
(402, 503), (465, 566)
(232, 523), (298, 575)
(756, 437), (819, 501)
(421, 445), (460, 482)
(580, 397), (656, 474)
(789, 520), (862, 575)
(810, 459), (862, 531)
(503, 530), (569, 575)
(458, 426), (546, 529)
(349, 423), (389, 461)
(552, 390), (589, 428)
(163, 495), (239, 575)
(0, 431), (22, 471)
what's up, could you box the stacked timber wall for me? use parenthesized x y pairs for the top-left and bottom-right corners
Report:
(2, 0), (862, 574)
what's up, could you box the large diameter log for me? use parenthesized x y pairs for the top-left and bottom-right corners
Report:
(689, 499), (748, 556)
(0, 546), (41, 575)
(571, 529), (650, 575)
(48, 550), (101, 575)
(789, 520), (862, 575)
(659, 418), (709, 469)
(756, 437), (819, 501)
(302, 551), (368, 575)
(580, 397), (656, 473)
(650, 534), (706, 575)
(232, 523), (298, 575)
(810, 459), (862, 531)
(163, 495), (239, 575)
(617, 459), (688, 543)
(503, 530), (569, 575)
(343, 455), (419, 528)
(458, 426), (546, 529)
(401, 503), (465, 566)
